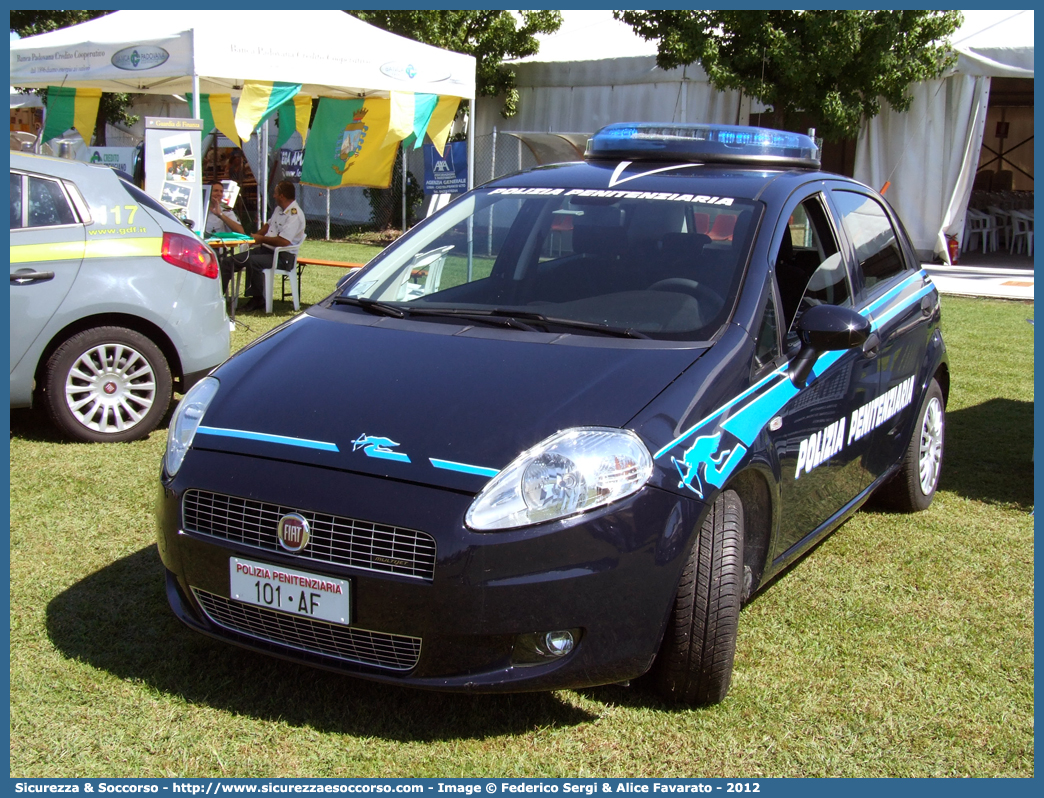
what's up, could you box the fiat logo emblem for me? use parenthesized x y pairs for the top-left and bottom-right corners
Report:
(277, 513), (310, 552)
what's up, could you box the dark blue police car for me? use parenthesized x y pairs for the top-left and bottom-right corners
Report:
(158, 124), (947, 705)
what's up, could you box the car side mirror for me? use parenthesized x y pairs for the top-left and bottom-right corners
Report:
(789, 304), (871, 387)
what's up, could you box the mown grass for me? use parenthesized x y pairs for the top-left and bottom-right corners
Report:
(8, 259), (1034, 777)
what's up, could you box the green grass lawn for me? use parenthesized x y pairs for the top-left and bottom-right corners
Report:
(8, 258), (1034, 777)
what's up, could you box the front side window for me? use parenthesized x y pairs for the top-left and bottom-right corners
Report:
(339, 187), (762, 341)
(27, 175), (76, 228)
(832, 190), (908, 293)
(774, 195), (850, 339)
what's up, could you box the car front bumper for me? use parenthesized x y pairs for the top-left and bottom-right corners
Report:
(157, 449), (706, 692)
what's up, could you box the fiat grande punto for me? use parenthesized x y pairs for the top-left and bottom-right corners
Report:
(157, 124), (947, 705)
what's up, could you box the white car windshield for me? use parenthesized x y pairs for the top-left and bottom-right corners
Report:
(337, 187), (762, 341)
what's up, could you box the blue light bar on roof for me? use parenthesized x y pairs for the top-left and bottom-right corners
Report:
(586, 123), (821, 168)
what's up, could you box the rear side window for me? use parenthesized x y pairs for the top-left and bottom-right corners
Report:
(832, 190), (908, 292)
(27, 175), (76, 227)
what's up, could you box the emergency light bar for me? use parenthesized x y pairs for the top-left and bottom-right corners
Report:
(585, 123), (821, 168)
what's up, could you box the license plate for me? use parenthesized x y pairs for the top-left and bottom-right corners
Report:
(229, 557), (351, 626)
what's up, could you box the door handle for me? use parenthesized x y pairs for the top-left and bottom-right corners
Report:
(921, 295), (934, 317)
(862, 332), (881, 358)
(10, 270), (55, 285)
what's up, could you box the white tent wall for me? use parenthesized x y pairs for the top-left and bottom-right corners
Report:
(475, 57), (748, 137)
(853, 75), (992, 262)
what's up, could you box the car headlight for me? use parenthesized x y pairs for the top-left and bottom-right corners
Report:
(164, 377), (219, 477)
(465, 427), (653, 531)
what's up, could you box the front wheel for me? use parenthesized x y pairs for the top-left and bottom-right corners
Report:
(876, 378), (945, 512)
(43, 326), (173, 443)
(651, 489), (744, 706)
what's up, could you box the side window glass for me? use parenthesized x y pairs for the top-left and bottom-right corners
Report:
(27, 176), (76, 228)
(774, 196), (849, 339)
(11, 173), (23, 229)
(832, 190), (907, 292)
(754, 282), (780, 370)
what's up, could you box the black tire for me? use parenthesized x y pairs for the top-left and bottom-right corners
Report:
(876, 378), (945, 512)
(43, 326), (173, 443)
(652, 489), (744, 706)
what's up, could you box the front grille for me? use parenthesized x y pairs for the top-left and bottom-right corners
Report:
(193, 589), (421, 671)
(183, 490), (436, 580)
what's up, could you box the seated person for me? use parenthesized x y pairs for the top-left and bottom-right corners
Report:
(205, 182), (246, 297)
(240, 181), (306, 312)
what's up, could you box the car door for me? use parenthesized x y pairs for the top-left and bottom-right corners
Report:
(763, 187), (881, 561)
(10, 169), (87, 377)
(828, 187), (931, 477)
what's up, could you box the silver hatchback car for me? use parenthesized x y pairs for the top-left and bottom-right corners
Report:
(10, 152), (230, 442)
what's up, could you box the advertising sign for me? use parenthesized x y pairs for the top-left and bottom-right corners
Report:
(82, 147), (137, 175)
(144, 116), (204, 232)
(281, 148), (304, 181)
(423, 141), (467, 194)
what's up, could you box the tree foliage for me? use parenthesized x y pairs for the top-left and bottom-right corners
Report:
(349, 10), (562, 117)
(616, 10), (963, 140)
(11, 10), (138, 144)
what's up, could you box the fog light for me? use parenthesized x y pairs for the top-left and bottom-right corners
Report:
(512, 629), (581, 665)
(544, 630), (575, 655)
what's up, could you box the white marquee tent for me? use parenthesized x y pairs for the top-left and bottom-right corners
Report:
(9, 10), (475, 102)
(853, 9), (1034, 261)
(10, 10), (477, 207)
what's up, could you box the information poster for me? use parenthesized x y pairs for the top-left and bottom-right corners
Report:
(144, 117), (204, 232)
(423, 141), (468, 194)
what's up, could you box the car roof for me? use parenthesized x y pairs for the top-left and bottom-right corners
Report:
(481, 159), (842, 203)
(11, 151), (120, 183)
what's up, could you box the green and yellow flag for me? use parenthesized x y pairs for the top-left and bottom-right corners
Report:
(234, 81), (302, 142)
(276, 94), (313, 149)
(185, 93), (241, 146)
(387, 92), (460, 155)
(42, 86), (102, 144)
(301, 97), (399, 188)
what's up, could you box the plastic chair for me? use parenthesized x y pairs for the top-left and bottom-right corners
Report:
(963, 209), (998, 254)
(263, 233), (306, 313)
(396, 245), (454, 300)
(1009, 210), (1033, 256)
(987, 205), (1013, 248)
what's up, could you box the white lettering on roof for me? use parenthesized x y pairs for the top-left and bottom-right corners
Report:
(492, 187), (734, 205)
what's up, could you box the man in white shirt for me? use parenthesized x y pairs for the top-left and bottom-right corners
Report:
(240, 181), (306, 312)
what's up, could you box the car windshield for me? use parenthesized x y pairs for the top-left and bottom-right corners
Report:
(336, 187), (762, 341)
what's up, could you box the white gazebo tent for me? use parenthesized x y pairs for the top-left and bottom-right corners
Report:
(10, 9), (477, 215)
(853, 10), (1034, 262)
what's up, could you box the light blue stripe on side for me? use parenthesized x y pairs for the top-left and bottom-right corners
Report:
(197, 426), (340, 452)
(366, 449), (411, 463)
(430, 458), (500, 478)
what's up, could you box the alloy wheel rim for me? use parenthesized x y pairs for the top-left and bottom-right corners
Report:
(918, 397), (944, 495)
(64, 343), (157, 434)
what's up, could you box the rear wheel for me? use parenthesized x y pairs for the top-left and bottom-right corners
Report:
(652, 489), (744, 706)
(877, 378), (945, 512)
(43, 326), (173, 443)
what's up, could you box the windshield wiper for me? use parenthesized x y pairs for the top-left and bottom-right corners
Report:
(402, 306), (541, 331)
(485, 309), (651, 339)
(331, 296), (407, 318)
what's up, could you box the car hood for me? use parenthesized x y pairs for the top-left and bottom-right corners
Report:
(194, 311), (706, 492)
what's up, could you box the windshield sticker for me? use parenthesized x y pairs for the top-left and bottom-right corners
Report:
(488, 187), (733, 205)
(352, 434), (411, 463)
